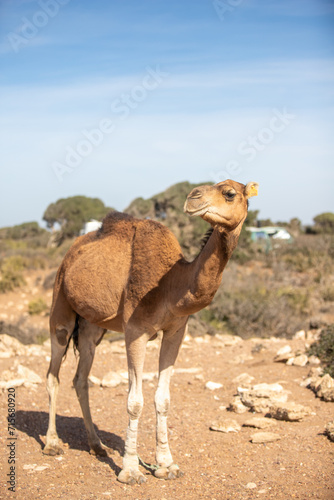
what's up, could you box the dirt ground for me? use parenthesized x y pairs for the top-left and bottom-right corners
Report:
(0, 329), (333, 500)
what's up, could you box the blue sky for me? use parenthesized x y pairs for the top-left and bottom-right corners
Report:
(1, 0), (333, 228)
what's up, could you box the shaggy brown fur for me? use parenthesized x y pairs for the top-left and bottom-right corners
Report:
(43, 179), (258, 485)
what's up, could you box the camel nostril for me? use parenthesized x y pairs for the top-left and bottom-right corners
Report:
(189, 189), (202, 199)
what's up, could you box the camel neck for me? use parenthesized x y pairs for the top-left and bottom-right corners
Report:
(171, 224), (242, 316)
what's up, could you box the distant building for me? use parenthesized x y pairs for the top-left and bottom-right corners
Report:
(246, 226), (293, 245)
(247, 226), (292, 241)
(81, 219), (102, 235)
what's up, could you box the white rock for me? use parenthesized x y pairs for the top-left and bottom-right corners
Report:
(0, 378), (25, 389)
(290, 354), (308, 367)
(174, 367), (202, 374)
(233, 373), (255, 385)
(276, 345), (292, 356)
(17, 365), (42, 384)
(25, 345), (46, 356)
(0, 351), (13, 358)
(205, 381), (223, 391)
(215, 334), (243, 346)
(308, 367), (323, 377)
(268, 402), (312, 421)
(308, 355), (321, 365)
(293, 330), (306, 340)
(251, 432), (281, 443)
(194, 336), (207, 344)
(246, 482), (257, 489)
(252, 383), (284, 393)
(275, 345), (294, 362)
(88, 375), (101, 386)
(239, 383), (289, 413)
(142, 372), (157, 382)
(243, 417), (277, 429)
(228, 396), (248, 414)
(118, 370), (129, 381)
(231, 354), (254, 364)
(210, 418), (241, 433)
(316, 374), (334, 400)
(0, 334), (26, 356)
(324, 420), (334, 442)
(34, 465), (50, 472)
(101, 372), (125, 388)
(300, 377), (314, 388)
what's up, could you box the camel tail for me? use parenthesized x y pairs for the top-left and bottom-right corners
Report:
(63, 314), (80, 359)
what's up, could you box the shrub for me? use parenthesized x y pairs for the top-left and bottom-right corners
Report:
(28, 298), (48, 315)
(0, 221), (47, 240)
(276, 287), (310, 313)
(321, 286), (334, 302)
(198, 262), (310, 339)
(313, 212), (334, 234)
(0, 256), (26, 293)
(308, 325), (334, 377)
(43, 195), (112, 239)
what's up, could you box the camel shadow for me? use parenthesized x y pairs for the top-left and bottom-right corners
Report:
(15, 410), (124, 476)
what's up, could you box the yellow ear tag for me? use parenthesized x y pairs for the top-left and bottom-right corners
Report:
(249, 184), (258, 197)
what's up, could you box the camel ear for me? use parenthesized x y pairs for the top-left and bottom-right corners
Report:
(244, 182), (259, 198)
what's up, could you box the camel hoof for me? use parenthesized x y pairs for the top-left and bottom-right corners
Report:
(43, 444), (64, 456)
(89, 443), (108, 457)
(117, 468), (147, 485)
(155, 463), (183, 480)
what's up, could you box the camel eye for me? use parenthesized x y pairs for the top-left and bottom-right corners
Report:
(224, 191), (236, 201)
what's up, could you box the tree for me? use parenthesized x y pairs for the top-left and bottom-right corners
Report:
(288, 218), (302, 235)
(313, 212), (334, 234)
(43, 196), (112, 240)
(245, 210), (259, 227)
(0, 222), (46, 240)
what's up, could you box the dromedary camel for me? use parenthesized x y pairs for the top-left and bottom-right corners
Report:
(43, 179), (258, 484)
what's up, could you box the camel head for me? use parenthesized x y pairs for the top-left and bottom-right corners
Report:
(184, 180), (258, 230)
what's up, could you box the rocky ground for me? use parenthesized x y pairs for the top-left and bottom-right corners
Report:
(0, 328), (333, 500)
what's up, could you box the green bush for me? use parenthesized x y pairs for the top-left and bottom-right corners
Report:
(0, 256), (26, 293)
(321, 286), (334, 302)
(313, 212), (334, 234)
(198, 263), (310, 339)
(0, 221), (47, 240)
(308, 325), (334, 377)
(28, 298), (48, 315)
(43, 195), (112, 240)
(276, 287), (310, 313)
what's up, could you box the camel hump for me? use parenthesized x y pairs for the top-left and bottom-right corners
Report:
(97, 211), (135, 237)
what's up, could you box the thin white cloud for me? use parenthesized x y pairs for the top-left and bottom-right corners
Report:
(1, 58), (333, 111)
(245, 0), (334, 16)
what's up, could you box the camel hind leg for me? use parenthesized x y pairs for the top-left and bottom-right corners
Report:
(72, 317), (107, 456)
(43, 315), (77, 455)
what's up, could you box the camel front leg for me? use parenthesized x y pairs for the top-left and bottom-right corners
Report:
(154, 321), (187, 480)
(118, 334), (148, 485)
